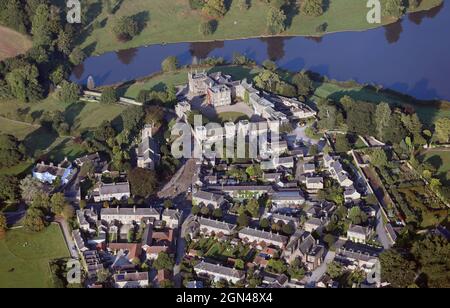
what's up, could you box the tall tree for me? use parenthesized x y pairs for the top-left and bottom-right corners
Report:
(31, 4), (52, 46)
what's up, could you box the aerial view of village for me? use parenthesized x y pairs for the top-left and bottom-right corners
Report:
(0, 0), (449, 293)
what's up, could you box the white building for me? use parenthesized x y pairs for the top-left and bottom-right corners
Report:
(101, 207), (160, 225)
(194, 262), (245, 284)
(114, 272), (149, 288)
(93, 182), (131, 202)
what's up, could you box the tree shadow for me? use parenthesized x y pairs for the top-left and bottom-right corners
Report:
(132, 11), (150, 35)
(65, 102), (87, 127)
(284, 0), (300, 30)
(83, 41), (98, 57)
(23, 127), (58, 158)
(116, 48), (138, 65)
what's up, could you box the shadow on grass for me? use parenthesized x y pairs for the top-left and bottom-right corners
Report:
(23, 127), (58, 158)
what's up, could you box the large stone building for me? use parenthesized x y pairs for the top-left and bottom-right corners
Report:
(136, 125), (160, 170)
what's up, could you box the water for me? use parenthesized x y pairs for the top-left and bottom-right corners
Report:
(71, 3), (450, 101)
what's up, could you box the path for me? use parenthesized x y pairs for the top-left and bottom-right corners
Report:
(54, 217), (78, 259)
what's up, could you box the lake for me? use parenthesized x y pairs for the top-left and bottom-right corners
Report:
(71, 3), (450, 101)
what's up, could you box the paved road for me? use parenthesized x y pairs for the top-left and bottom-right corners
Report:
(306, 251), (336, 287)
(55, 217), (79, 259)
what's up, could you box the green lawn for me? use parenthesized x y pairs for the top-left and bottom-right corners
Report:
(80, 0), (442, 55)
(0, 225), (70, 288)
(123, 65), (259, 99)
(0, 96), (126, 175)
(419, 149), (450, 184)
(216, 112), (249, 124)
(313, 81), (450, 125)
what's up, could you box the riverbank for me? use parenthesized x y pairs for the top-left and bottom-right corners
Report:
(79, 0), (443, 56)
(114, 63), (450, 126)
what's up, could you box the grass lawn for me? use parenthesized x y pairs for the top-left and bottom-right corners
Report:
(0, 225), (70, 288)
(0, 26), (32, 61)
(313, 81), (450, 125)
(123, 65), (260, 99)
(419, 149), (450, 184)
(79, 0), (442, 55)
(216, 112), (249, 123)
(0, 96), (126, 175)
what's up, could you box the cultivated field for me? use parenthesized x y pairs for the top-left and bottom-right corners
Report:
(0, 26), (32, 61)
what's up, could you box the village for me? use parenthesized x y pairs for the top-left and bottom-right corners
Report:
(17, 69), (414, 289)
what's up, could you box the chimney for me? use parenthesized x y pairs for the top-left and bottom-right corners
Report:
(116, 206), (120, 213)
(133, 206), (136, 213)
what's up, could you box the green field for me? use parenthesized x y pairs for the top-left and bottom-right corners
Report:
(216, 112), (249, 123)
(312, 82), (450, 125)
(123, 65), (260, 99)
(419, 149), (450, 185)
(0, 225), (70, 288)
(0, 96), (127, 175)
(80, 0), (442, 55)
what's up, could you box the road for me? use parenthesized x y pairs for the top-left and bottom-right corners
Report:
(172, 196), (193, 288)
(54, 217), (79, 259)
(306, 251), (336, 287)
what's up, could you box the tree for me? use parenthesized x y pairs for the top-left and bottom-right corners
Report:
(62, 204), (75, 220)
(20, 175), (44, 202)
(237, 213), (250, 228)
(164, 200), (174, 209)
(301, 0), (324, 17)
(0, 0), (27, 33)
(0, 134), (25, 169)
(254, 69), (281, 93)
(122, 106), (144, 132)
(375, 102), (392, 140)
(192, 203), (201, 215)
(50, 193), (67, 215)
(161, 56), (178, 72)
(128, 168), (158, 198)
(23, 207), (47, 232)
(292, 71), (313, 97)
(112, 16), (138, 41)
(58, 81), (80, 104)
(266, 8), (286, 34)
(213, 208), (223, 219)
(200, 206), (211, 217)
(411, 234), (450, 288)
(259, 218), (270, 230)
(202, 0), (227, 18)
(0, 213), (7, 233)
(238, 0), (250, 10)
(348, 206), (368, 225)
(384, 0), (405, 18)
(100, 87), (118, 104)
(6, 64), (43, 102)
(371, 148), (388, 167)
(0, 175), (19, 202)
(262, 60), (277, 71)
(282, 223), (295, 235)
(379, 250), (417, 288)
(334, 134), (351, 153)
(246, 199), (260, 218)
(31, 4), (52, 46)
(153, 252), (174, 271)
(326, 261), (343, 279)
(56, 29), (73, 55)
(199, 20), (215, 36)
(246, 164), (262, 179)
(434, 117), (450, 144)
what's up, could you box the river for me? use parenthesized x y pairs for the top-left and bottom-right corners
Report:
(71, 2), (450, 101)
